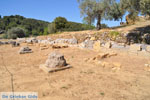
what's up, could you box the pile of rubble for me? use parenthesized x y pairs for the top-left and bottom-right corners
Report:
(85, 52), (121, 71)
(79, 39), (112, 50)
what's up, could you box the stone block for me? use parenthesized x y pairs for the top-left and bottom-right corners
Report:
(93, 41), (101, 51)
(130, 44), (142, 52)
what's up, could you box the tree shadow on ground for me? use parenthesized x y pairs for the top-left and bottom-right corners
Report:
(126, 25), (150, 44)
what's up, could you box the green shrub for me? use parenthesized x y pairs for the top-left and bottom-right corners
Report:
(1, 34), (8, 39)
(48, 23), (56, 34)
(110, 31), (120, 37)
(109, 31), (120, 39)
(48, 16), (95, 34)
(32, 30), (38, 36)
(7, 27), (25, 39)
(53, 17), (67, 30)
(43, 27), (48, 35)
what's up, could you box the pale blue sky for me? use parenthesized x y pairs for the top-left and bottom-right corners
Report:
(0, 0), (125, 27)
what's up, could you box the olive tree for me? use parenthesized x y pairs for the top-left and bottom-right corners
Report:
(106, 1), (125, 22)
(120, 0), (140, 20)
(140, 0), (150, 17)
(77, 0), (117, 30)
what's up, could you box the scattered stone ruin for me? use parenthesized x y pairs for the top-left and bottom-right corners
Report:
(40, 51), (71, 73)
(11, 41), (20, 47)
(45, 52), (67, 68)
(19, 47), (32, 54)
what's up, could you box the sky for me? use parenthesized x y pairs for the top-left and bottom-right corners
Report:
(0, 0), (125, 27)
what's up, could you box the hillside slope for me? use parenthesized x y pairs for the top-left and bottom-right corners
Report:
(0, 15), (49, 36)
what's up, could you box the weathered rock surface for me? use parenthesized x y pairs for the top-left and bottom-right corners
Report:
(68, 38), (78, 44)
(11, 41), (20, 47)
(80, 40), (94, 49)
(143, 33), (150, 44)
(144, 63), (150, 71)
(93, 41), (101, 51)
(96, 52), (117, 60)
(26, 37), (38, 43)
(130, 44), (142, 52)
(0, 41), (3, 45)
(39, 40), (50, 44)
(52, 44), (68, 49)
(54, 38), (78, 44)
(90, 37), (96, 41)
(104, 42), (112, 48)
(17, 38), (26, 43)
(19, 47), (32, 54)
(85, 52), (117, 64)
(146, 45), (150, 52)
(45, 52), (67, 68)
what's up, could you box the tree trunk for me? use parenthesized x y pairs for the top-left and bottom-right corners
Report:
(96, 14), (101, 30)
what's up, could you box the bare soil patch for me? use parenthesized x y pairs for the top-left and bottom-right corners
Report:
(0, 43), (150, 100)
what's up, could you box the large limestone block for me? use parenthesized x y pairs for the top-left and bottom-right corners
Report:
(93, 41), (101, 51)
(146, 45), (150, 52)
(104, 42), (112, 49)
(130, 44), (142, 52)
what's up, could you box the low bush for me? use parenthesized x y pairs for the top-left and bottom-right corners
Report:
(109, 31), (120, 40)
(7, 27), (25, 39)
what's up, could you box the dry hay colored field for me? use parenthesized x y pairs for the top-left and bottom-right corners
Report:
(0, 43), (150, 100)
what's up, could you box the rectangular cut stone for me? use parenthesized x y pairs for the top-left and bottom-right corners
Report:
(39, 64), (72, 73)
(93, 41), (101, 51)
(130, 44), (142, 52)
(104, 42), (112, 48)
(146, 46), (150, 52)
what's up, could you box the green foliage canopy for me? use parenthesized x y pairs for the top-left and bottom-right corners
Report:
(140, 0), (150, 16)
(48, 16), (95, 34)
(77, 0), (116, 30)
(7, 27), (25, 39)
(0, 15), (49, 36)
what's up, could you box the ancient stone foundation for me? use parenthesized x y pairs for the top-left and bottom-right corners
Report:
(40, 51), (71, 73)
(19, 47), (32, 54)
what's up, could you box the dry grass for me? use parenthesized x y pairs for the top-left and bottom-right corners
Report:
(0, 43), (150, 100)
